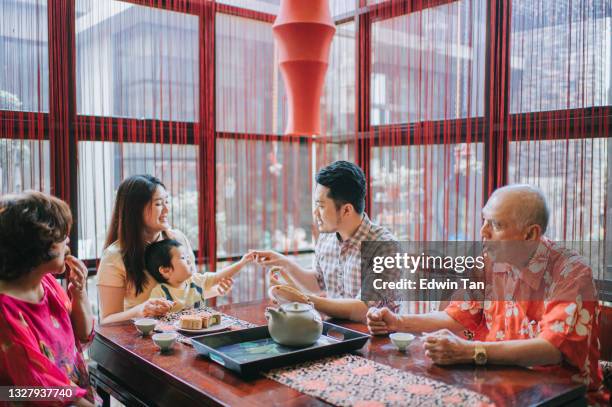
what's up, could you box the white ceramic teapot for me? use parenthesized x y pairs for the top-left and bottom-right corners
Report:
(265, 302), (323, 347)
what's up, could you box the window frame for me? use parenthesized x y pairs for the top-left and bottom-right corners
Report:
(1, 0), (610, 299)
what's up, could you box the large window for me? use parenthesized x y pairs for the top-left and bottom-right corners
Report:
(508, 137), (610, 282)
(216, 13), (286, 134)
(0, 0), (49, 112)
(371, 142), (484, 241)
(2, 0), (610, 301)
(510, 0), (612, 113)
(216, 0), (357, 18)
(0, 139), (50, 194)
(322, 21), (356, 137)
(216, 11), (356, 136)
(214, 13), (357, 262)
(371, 0), (486, 125)
(76, 1), (199, 121)
(216, 0), (280, 14)
(509, 138), (607, 240)
(216, 138), (313, 257)
(78, 141), (198, 259)
(314, 140), (356, 170)
(329, 0), (358, 17)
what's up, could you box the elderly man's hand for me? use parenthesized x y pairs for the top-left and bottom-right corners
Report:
(366, 307), (401, 335)
(423, 329), (474, 365)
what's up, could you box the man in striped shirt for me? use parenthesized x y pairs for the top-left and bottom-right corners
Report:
(253, 161), (398, 322)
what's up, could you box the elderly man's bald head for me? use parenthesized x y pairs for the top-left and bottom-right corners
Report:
(486, 184), (549, 233)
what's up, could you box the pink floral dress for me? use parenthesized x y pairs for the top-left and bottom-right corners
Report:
(0, 274), (94, 405)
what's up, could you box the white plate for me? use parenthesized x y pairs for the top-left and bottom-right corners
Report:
(173, 318), (233, 334)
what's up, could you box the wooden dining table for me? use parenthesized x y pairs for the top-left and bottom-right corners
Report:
(89, 300), (586, 406)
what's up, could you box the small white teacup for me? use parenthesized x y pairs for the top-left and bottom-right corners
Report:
(134, 318), (157, 336)
(389, 332), (415, 352)
(152, 332), (177, 352)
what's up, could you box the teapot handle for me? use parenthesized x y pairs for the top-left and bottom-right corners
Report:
(304, 302), (321, 323)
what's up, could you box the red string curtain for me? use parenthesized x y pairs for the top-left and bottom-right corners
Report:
(507, 0), (612, 284)
(75, 0), (200, 259)
(5, 0), (610, 301)
(0, 0), (50, 194)
(367, 0), (487, 314)
(318, 19), (357, 172)
(214, 1), (357, 302)
(1, 0), (359, 304)
(214, 8), (309, 303)
(215, 11), (302, 256)
(367, 0), (611, 307)
(368, 0), (486, 244)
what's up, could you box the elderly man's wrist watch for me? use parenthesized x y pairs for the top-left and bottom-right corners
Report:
(473, 344), (487, 365)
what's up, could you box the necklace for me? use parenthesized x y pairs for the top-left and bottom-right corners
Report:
(144, 231), (163, 245)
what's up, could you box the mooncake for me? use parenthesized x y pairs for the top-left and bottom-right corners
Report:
(179, 314), (202, 330)
(200, 312), (221, 328)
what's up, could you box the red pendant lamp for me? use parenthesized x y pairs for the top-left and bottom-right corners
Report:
(273, 0), (335, 136)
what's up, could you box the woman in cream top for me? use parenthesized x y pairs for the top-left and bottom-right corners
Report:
(97, 229), (194, 311)
(96, 174), (195, 324)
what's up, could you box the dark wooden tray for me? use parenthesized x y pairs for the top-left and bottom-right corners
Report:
(191, 322), (370, 377)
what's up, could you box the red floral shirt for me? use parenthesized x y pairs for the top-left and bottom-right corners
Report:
(445, 238), (604, 395)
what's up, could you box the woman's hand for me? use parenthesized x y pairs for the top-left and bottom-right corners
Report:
(65, 256), (95, 342)
(141, 298), (174, 317)
(65, 256), (88, 300)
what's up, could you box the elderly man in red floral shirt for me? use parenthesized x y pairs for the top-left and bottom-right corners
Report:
(367, 185), (608, 404)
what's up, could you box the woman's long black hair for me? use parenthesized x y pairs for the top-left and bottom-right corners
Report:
(104, 174), (165, 295)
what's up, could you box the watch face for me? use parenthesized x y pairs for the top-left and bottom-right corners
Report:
(475, 351), (487, 365)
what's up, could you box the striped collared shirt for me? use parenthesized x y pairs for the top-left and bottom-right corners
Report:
(314, 213), (398, 310)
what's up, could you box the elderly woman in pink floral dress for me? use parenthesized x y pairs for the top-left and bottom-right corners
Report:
(0, 191), (95, 406)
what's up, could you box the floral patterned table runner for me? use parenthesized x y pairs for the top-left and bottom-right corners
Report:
(264, 354), (495, 407)
(154, 309), (495, 405)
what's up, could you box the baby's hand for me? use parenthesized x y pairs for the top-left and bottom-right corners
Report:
(216, 278), (234, 296)
(241, 251), (256, 265)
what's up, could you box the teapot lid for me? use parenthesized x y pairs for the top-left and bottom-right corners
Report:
(280, 302), (312, 312)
